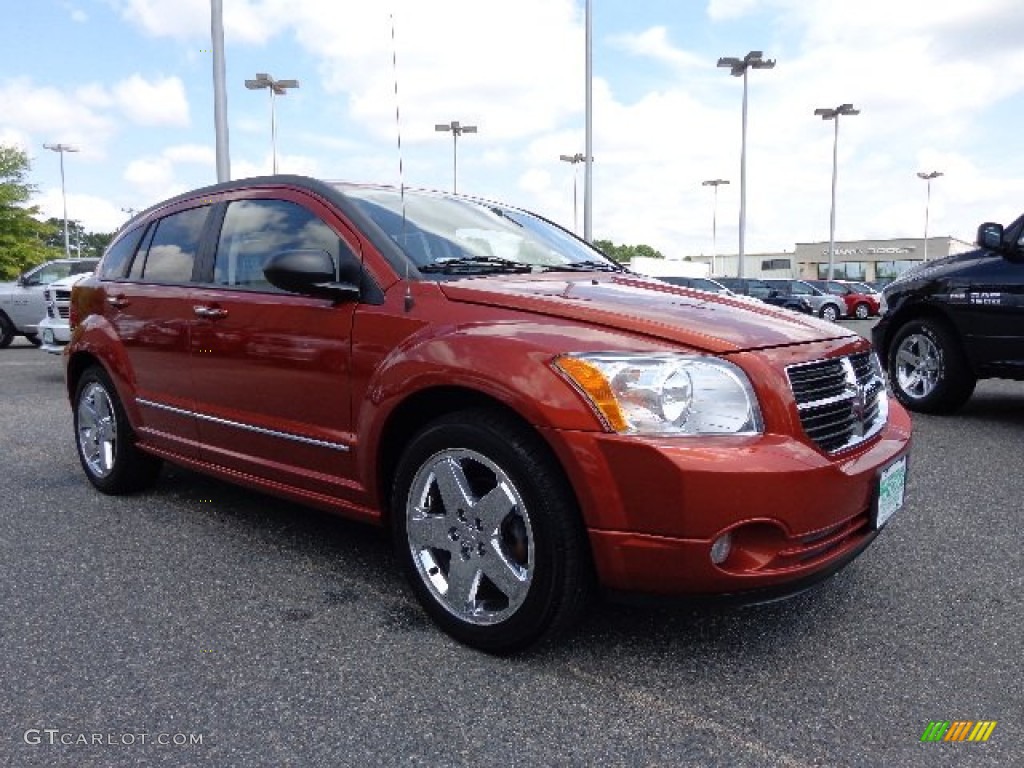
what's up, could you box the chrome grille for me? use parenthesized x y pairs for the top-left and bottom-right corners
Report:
(787, 351), (888, 454)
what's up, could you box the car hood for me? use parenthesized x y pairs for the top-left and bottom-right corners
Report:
(439, 274), (854, 354)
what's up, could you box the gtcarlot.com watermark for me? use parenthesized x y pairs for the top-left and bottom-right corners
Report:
(24, 728), (204, 747)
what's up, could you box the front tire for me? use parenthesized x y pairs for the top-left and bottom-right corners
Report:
(820, 303), (839, 322)
(73, 367), (162, 493)
(0, 314), (13, 348)
(887, 319), (976, 413)
(392, 410), (591, 654)
(854, 302), (870, 320)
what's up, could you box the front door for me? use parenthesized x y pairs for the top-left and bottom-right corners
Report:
(187, 195), (362, 502)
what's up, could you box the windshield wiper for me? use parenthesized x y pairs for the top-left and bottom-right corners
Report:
(418, 256), (535, 275)
(538, 260), (624, 273)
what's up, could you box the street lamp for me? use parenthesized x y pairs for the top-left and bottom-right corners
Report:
(702, 179), (730, 275)
(43, 143), (79, 258)
(244, 72), (299, 174)
(917, 171), (943, 261)
(435, 120), (477, 194)
(717, 50), (775, 278)
(815, 103), (861, 280)
(560, 153), (585, 233)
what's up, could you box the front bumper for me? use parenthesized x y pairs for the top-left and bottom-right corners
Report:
(38, 316), (71, 355)
(541, 402), (912, 598)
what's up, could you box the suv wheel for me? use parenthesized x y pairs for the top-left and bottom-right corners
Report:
(392, 410), (591, 654)
(854, 302), (870, 320)
(888, 319), (976, 414)
(73, 367), (163, 493)
(820, 303), (839, 322)
(0, 314), (13, 348)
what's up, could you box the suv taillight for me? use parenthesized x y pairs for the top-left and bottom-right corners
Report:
(69, 297), (80, 330)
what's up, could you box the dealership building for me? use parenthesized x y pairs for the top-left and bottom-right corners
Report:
(683, 236), (976, 282)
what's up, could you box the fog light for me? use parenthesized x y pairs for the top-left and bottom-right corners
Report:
(710, 533), (733, 565)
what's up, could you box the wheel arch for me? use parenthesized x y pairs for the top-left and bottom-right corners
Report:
(373, 386), (579, 532)
(880, 303), (973, 373)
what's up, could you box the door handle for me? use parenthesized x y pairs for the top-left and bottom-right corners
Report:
(193, 305), (228, 320)
(106, 294), (129, 309)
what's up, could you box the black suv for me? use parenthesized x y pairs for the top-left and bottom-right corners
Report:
(872, 215), (1024, 413)
(714, 277), (813, 314)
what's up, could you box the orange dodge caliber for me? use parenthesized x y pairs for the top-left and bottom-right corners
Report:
(65, 176), (911, 653)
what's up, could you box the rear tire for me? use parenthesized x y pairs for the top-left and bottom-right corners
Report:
(392, 409), (591, 654)
(854, 302), (870, 320)
(820, 303), (839, 322)
(73, 366), (162, 493)
(887, 319), (976, 414)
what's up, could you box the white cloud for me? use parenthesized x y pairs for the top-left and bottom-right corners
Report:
(112, 0), (286, 44)
(0, 78), (115, 152)
(34, 188), (132, 234)
(113, 75), (190, 126)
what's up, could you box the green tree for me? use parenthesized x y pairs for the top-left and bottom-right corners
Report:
(0, 145), (58, 279)
(592, 239), (665, 264)
(43, 218), (114, 259)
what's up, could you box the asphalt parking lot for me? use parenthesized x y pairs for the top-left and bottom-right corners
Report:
(1, 324), (1021, 767)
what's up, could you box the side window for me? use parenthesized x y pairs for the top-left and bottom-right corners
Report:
(28, 262), (72, 286)
(98, 228), (144, 279)
(213, 199), (352, 291)
(748, 280), (771, 298)
(790, 282), (813, 295)
(132, 206), (208, 283)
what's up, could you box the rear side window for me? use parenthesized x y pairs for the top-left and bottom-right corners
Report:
(212, 199), (349, 291)
(130, 206), (208, 283)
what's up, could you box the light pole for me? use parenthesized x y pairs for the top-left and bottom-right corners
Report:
(43, 143), (79, 258)
(702, 179), (730, 275)
(815, 103), (860, 280)
(560, 153), (585, 233)
(917, 171), (943, 261)
(435, 120), (477, 194)
(718, 50), (775, 278)
(211, 0), (230, 182)
(244, 72), (299, 174)
(584, 0), (593, 242)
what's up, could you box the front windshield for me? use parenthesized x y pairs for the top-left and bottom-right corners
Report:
(339, 185), (622, 276)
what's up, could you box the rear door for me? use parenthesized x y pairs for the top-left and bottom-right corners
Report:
(101, 204), (214, 458)
(187, 192), (363, 502)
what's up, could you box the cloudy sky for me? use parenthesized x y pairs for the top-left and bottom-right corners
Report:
(4, 0), (1024, 258)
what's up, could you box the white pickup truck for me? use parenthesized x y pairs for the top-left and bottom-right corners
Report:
(0, 258), (98, 348)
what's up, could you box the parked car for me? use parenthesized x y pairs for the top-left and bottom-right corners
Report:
(873, 215), (1024, 414)
(65, 175), (912, 653)
(806, 279), (880, 319)
(38, 271), (94, 354)
(0, 258), (99, 347)
(713, 277), (814, 314)
(657, 275), (733, 294)
(761, 279), (845, 322)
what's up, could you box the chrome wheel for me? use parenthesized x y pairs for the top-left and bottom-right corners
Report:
(894, 331), (940, 400)
(405, 448), (534, 627)
(821, 304), (839, 322)
(77, 381), (118, 478)
(854, 303), (870, 320)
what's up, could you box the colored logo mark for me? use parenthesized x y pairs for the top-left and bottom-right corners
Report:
(921, 720), (997, 742)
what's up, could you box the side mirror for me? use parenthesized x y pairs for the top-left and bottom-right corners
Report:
(263, 249), (360, 302)
(977, 222), (1004, 250)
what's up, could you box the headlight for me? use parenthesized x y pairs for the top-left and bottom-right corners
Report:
(554, 353), (763, 436)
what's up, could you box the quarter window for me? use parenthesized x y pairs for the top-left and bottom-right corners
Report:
(132, 207), (208, 283)
(213, 199), (349, 290)
(97, 228), (145, 279)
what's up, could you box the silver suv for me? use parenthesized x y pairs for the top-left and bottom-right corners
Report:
(0, 258), (98, 347)
(762, 278), (845, 322)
